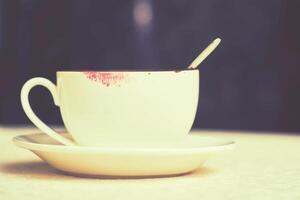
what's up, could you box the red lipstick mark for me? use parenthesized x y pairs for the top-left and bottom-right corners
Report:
(83, 72), (128, 86)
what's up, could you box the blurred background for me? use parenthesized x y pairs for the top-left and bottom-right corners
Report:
(0, 0), (300, 132)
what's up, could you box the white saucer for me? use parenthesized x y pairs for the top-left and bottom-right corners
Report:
(13, 133), (235, 177)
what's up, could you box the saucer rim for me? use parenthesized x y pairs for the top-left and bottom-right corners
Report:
(13, 133), (236, 155)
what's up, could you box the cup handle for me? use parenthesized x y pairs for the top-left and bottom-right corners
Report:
(20, 77), (75, 145)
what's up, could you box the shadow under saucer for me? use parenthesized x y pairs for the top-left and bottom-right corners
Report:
(0, 160), (72, 180)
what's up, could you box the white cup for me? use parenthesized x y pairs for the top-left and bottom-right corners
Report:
(21, 70), (199, 146)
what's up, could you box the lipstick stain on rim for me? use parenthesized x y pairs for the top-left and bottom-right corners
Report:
(83, 72), (128, 87)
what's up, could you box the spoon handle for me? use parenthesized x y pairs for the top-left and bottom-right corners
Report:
(188, 38), (221, 69)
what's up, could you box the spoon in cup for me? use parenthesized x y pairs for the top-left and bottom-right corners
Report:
(188, 38), (221, 70)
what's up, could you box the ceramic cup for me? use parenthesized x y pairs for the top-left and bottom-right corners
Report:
(21, 70), (199, 146)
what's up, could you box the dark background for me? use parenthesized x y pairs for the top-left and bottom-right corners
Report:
(1, 0), (300, 132)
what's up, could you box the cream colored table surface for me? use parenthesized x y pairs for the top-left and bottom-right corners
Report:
(0, 127), (300, 200)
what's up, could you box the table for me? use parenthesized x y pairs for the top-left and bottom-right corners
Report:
(0, 127), (299, 200)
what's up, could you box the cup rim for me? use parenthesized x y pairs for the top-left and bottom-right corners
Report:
(57, 69), (198, 74)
